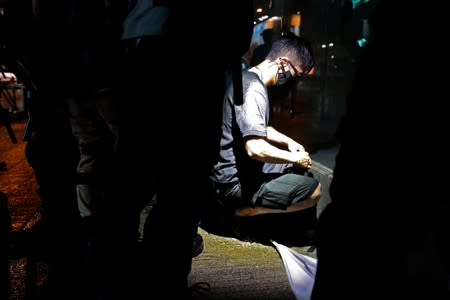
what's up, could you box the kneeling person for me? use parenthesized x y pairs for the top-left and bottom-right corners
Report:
(210, 34), (321, 216)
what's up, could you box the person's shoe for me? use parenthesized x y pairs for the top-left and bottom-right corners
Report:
(192, 233), (204, 258)
(188, 281), (211, 299)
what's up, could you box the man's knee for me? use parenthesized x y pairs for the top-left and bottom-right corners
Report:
(311, 182), (321, 204)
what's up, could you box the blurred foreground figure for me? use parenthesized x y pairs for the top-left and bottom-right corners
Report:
(0, 192), (10, 299)
(114, 1), (254, 299)
(2, 0), (122, 299)
(312, 1), (449, 299)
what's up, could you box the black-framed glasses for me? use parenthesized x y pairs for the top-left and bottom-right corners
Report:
(286, 60), (304, 79)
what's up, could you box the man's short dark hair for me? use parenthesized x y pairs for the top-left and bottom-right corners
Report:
(265, 33), (314, 74)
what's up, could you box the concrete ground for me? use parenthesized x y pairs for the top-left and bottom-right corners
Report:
(188, 227), (313, 300)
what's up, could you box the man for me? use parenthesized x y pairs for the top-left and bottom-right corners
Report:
(210, 34), (321, 219)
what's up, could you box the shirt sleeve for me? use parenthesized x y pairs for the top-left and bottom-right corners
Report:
(234, 80), (268, 138)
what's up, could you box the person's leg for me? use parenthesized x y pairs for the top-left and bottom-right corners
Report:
(103, 37), (168, 299)
(24, 95), (85, 299)
(235, 187), (320, 216)
(66, 95), (121, 298)
(66, 96), (117, 218)
(238, 173), (321, 217)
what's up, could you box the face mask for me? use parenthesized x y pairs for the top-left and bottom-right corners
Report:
(275, 67), (294, 86)
(275, 69), (294, 86)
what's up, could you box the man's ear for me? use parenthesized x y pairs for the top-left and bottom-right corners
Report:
(278, 57), (289, 65)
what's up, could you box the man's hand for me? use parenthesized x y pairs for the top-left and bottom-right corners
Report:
(287, 139), (305, 153)
(288, 139), (311, 168)
(292, 151), (312, 169)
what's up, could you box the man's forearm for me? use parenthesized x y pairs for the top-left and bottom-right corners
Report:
(266, 126), (291, 147)
(245, 138), (297, 164)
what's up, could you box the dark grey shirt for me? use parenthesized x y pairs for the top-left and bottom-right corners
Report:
(211, 70), (269, 195)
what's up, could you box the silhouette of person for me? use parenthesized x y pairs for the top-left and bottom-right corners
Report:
(111, 1), (255, 299)
(0, 0), (123, 299)
(312, 1), (449, 299)
(250, 28), (274, 67)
